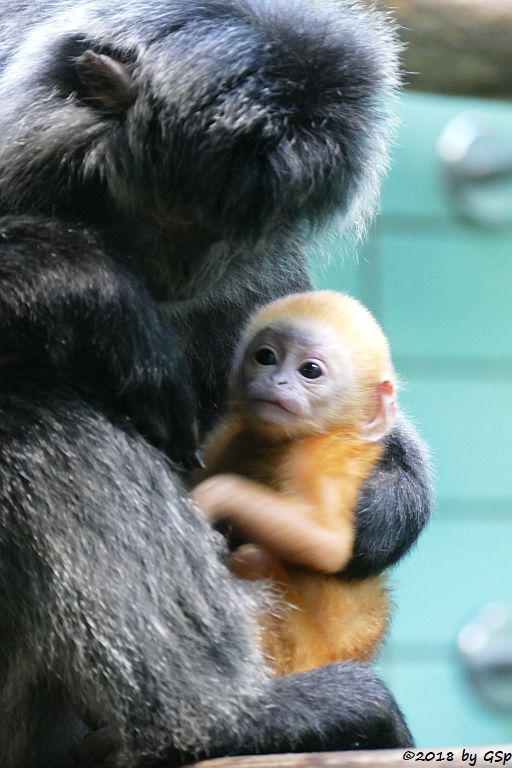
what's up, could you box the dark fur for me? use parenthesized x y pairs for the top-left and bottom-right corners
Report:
(347, 414), (433, 579)
(0, 1), (430, 766)
(0, 217), (199, 465)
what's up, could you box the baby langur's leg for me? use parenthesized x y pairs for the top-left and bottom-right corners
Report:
(228, 545), (334, 675)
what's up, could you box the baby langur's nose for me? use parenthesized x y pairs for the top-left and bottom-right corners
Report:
(273, 376), (289, 386)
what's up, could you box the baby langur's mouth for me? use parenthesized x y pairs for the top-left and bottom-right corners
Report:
(249, 397), (298, 414)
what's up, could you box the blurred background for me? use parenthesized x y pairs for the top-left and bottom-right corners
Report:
(310, 88), (512, 746)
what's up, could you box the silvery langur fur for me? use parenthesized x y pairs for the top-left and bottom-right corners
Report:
(0, 1), (432, 766)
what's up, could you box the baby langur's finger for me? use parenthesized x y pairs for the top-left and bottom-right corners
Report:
(190, 475), (237, 521)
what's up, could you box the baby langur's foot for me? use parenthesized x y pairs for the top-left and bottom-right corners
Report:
(227, 544), (287, 581)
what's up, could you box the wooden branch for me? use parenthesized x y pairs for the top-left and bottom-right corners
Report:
(369, 0), (512, 98)
(195, 746), (512, 768)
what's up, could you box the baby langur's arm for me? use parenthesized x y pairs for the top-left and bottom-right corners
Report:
(191, 474), (353, 573)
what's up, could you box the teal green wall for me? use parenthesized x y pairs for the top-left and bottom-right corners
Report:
(312, 92), (512, 746)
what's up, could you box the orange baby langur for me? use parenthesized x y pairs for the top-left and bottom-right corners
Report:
(192, 290), (397, 675)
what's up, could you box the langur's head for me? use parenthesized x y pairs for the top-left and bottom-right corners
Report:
(230, 290), (397, 440)
(0, 0), (398, 241)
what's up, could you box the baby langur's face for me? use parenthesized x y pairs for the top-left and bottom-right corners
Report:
(236, 320), (355, 436)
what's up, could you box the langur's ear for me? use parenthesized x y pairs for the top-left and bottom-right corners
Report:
(75, 50), (137, 114)
(361, 380), (397, 443)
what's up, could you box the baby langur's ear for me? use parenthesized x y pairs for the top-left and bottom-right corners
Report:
(361, 380), (397, 443)
(75, 50), (137, 114)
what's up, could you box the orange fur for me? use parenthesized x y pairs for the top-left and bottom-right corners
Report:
(193, 291), (395, 675)
(200, 421), (389, 673)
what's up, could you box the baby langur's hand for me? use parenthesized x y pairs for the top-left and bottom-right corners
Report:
(190, 473), (246, 522)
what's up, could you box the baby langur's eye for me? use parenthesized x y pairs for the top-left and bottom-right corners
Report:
(254, 347), (277, 366)
(299, 361), (323, 379)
